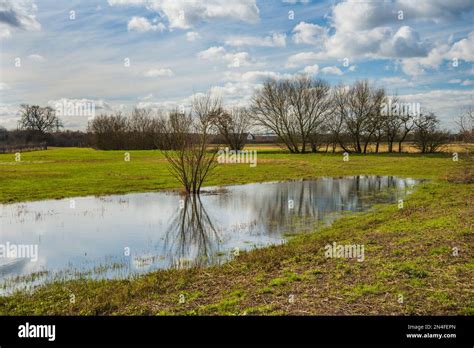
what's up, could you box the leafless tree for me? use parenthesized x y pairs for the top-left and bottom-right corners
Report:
(413, 113), (449, 153)
(87, 112), (128, 149)
(161, 94), (220, 194)
(456, 106), (474, 142)
(332, 81), (386, 153)
(18, 104), (63, 133)
(211, 106), (251, 151)
(397, 114), (415, 153)
(251, 76), (331, 153)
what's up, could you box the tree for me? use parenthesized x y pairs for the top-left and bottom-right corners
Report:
(382, 96), (403, 153)
(333, 80), (386, 153)
(413, 113), (449, 153)
(456, 106), (473, 143)
(251, 76), (331, 153)
(87, 112), (128, 150)
(18, 105), (63, 133)
(0, 126), (7, 142)
(161, 94), (220, 194)
(211, 107), (251, 151)
(397, 114), (415, 153)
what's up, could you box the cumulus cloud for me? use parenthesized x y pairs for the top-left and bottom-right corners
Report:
(144, 67), (174, 77)
(0, 0), (41, 39)
(321, 66), (343, 75)
(292, 22), (327, 45)
(198, 46), (251, 67)
(301, 64), (319, 75)
(127, 16), (165, 32)
(186, 31), (201, 41)
(225, 32), (286, 47)
(400, 32), (474, 76)
(108, 0), (260, 29)
(447, 31), (474, 61)
(288, 0), (472, 67)
(285, 51), (320, 68)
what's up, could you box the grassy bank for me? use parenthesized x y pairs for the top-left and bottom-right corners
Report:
(0, 147), (469, 203)
(0, 147), (472, 315)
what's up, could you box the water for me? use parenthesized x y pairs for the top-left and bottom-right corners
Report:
(0, 175), (419, 295)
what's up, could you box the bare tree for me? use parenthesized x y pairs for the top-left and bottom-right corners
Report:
(161, 94), (220, 194)
(397, 114), (415, 153)
(381, 96), (403, 153)
(87, 112), (128, 149)
(0, 126), (7, 142)
(332, 81), (386, 153)
(18, 105), (63, 133)
(211, 106), (251, 151)
(413, 113), (449, 153)
(251, 76), (331, 153)
(456, 106), (474, 143)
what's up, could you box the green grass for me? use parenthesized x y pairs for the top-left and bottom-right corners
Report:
(0, 147), (472, 315)
(0, 147), (466, 203)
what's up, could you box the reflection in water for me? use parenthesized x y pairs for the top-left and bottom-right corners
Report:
(164, 195), (222, 268)
(0, 175), (420, 294)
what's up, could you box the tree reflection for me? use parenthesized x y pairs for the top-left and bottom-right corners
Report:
(163, 194), (222, 268)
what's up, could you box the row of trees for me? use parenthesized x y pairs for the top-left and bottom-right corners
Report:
(87, 108), (164, 150)
(11, 77), (466, 155)
(251, 77), (451, 154)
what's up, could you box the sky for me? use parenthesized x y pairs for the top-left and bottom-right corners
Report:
(0, 0), (473, 130)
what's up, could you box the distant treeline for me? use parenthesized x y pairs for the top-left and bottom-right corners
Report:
(2, 77), (473, 153)
(0, 128), (87, 151)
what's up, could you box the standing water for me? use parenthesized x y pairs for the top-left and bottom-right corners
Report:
(0, 175), (419, 294)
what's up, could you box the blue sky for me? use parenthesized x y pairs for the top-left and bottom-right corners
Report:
(0, 0), (473, 130)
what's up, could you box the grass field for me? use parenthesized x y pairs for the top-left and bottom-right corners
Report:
(0, 146), (471, 203)
(0, 147), (472, 315)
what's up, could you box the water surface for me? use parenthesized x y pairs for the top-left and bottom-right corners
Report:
(0, 175), (419, 294)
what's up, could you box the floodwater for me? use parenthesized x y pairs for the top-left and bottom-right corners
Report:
(0, 175), (419, 295)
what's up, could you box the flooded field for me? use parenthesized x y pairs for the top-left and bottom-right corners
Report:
(0, 175), (419, 294)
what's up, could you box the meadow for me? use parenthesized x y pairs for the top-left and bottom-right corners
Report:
(0, 146), (472, 315)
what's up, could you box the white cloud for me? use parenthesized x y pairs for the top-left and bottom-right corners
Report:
(285, 51), (320, 68)
(108, 0), (260, 29)
(302, 64), (319, 74)
(400, 32), (474, 76)
(198, 46), (251, 67)
(321, 66), (343, 75)
(449, 78), (474, 86)
(127, 16), (165, 32)
(282, 0), (310, 3)
(186, 31), (201, 41)
(0, 0), (41, 39)
(225, 32), (286, 47)
(331, 0), (473, 33)
(0, 82), (11, 90)
(292, 22), (327, 45)
(144, 67), (174, 77)
(379, 76), (414, 88)
(400, 89), (474, 127)
(446, 31), (474, 61)
(28, 53), (45, 61)
(227, 70), (294, 83)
